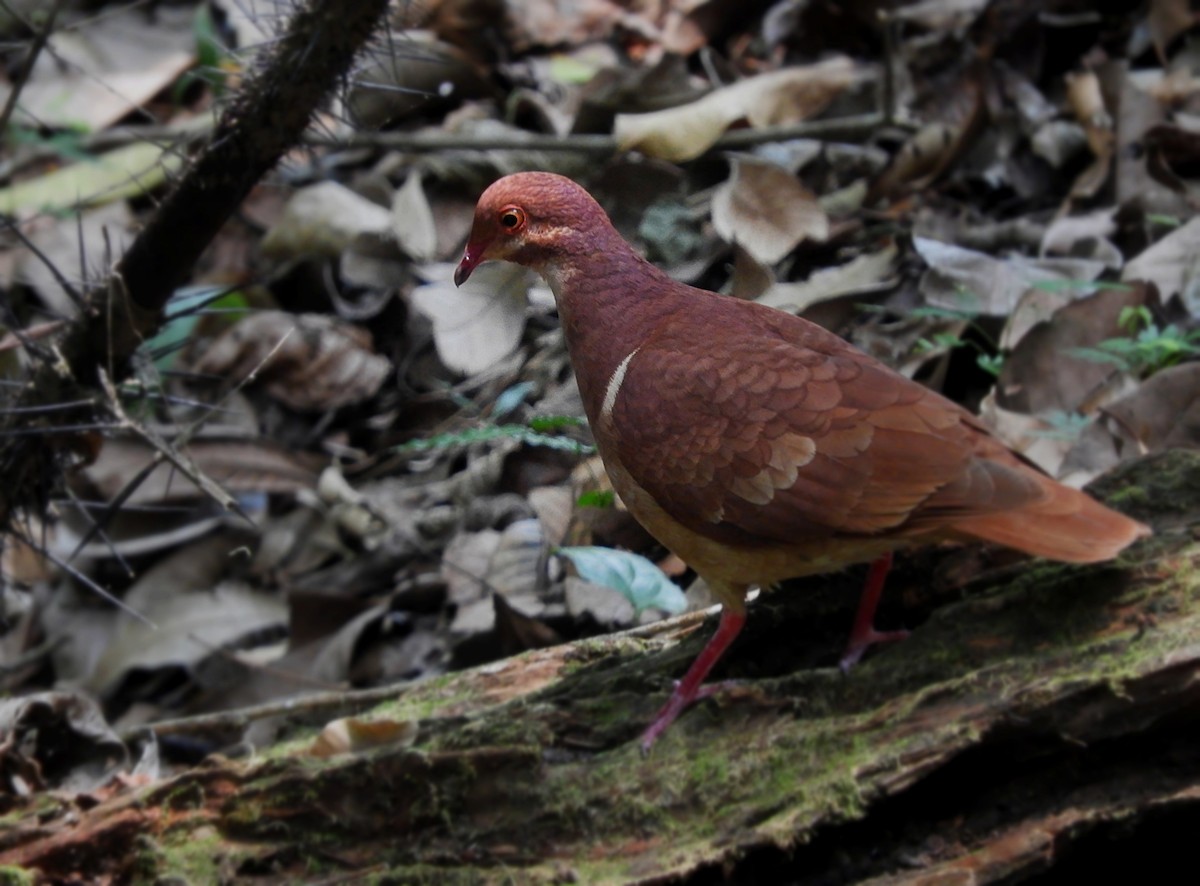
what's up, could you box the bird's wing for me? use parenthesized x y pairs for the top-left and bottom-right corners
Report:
(607, 309), (1046, 545)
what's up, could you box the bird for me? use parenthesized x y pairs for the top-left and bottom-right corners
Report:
(453, 171), (1151, 751)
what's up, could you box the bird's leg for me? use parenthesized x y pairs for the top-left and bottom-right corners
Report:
(839, 551), (909, 672)
(640, 595), (747, 753)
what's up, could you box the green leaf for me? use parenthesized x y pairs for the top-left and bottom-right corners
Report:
(0, 140), (185, 216)
(1070, 346), (1132, 370)
(1146, 213), (1182, 228)
(908, 305), (979, 322)
(527, 415), (587, 432)
(576, 489), (615, 509)
(976, 353), (1004, 376)
(140, 286), (248, 370)
(492, 381), (536, 418)
(1029, 279), (1132, 294)
(556, 546), (687, 615)
(393, 424), (594, 455)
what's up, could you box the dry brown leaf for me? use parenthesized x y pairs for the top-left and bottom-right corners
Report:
(995, 284), (1150, 415)
(978, 391), (1075, 479)
(1123, 216), (1200, 312)
(1040, 209), (1121, 268)
(1148, 0), (1196, 62)
(0, 693), (127, 794)
(345, 34), (490, 128)
(260, 183), (394, 261)
(615, 57), (862, 162)
(867, 67), (986, 204)
(527, 485), (575, 548)
(308, 717), (419, 758)
(564, 576), (636, 627)
(15, 203), (134, 317)
(192, 311), (390, 410)
(2, 5), (195, 131)
(486, 518), (548, 596)
(82, 538), (287, 696)
(409, 263), (531, 375)
(503, 0), (628, 52)
(1065, 70), (1115, 199)
(711, 157), (828, 265)
(391, 171), (439, 261)
(1061, 362), (1200, 484)
(757, 244), (897, 314)
(77, 437), (318, 506)
(916, 237), (1107, 317)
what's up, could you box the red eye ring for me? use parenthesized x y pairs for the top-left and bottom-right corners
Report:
(498, 206), (526, 230)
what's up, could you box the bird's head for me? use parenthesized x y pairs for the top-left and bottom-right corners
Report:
(454, 172), (608, 286)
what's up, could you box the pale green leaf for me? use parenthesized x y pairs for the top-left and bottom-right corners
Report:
(556, 546), (686, 615)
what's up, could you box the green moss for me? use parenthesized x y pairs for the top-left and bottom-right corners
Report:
(151, 827), (227, 884)
(0, 866), (34, 886)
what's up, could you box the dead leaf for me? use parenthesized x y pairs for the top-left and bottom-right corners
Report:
(391, 172), (439, 261)
(564, 576), (635, 627)
(308, 716), (418, 757)
(916, 237), (1107, 317)
(1122, 216), (1200, 313)
(494, 593), (561, 655)
(76, 436), (318, 508)
(1040, 209), (1121, 268)
(978, 391), (1076, 479)
(345, 34), (490, 128)
(995, 284), (1150, 415)
(191, 311), (390, 410)
(756, 245), (897, 314)
(1065, 70), (1115, 199)
(260, 182), (394, 261)
(409, 263), (531, 375)
(15, 203), (134, 316)
(615, 57), (862, 162)
(78, 534), (287, 697)
(711, 157), (828, 265)
(0, 139), (189, 217)
(1, 5), (195, 131)
(1060, 361), (1200, 484)
(1147, 0), (1196, 62)
(0, 693), (127, 795)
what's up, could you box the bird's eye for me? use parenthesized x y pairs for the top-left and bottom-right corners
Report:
(498, 206), (526, 230)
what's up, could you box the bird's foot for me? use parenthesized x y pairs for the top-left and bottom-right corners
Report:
(838, 627), (910, 674)
(639, 607), (747, 754)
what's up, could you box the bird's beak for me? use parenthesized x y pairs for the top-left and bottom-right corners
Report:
(454, 243), (483, 287)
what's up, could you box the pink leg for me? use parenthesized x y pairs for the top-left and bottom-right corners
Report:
(839, 551), (909, 672)
(640, 606), (747, 753)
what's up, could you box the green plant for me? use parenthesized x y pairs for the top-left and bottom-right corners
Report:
(908, 305), (1005, 377)
(392, 417), (593, 456)
(1071, 305), (1200, 377)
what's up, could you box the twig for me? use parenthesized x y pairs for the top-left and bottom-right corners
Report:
(0, 0), (392, 530)
(0, 0), (66, 136)
(308, 112), (890, 153)
(121, 681), (417, 742)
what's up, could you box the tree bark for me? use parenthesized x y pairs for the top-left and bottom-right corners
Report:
(1, 450), (1196, 884)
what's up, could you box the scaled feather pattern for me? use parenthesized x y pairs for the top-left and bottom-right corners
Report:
(455, 172), (1150, 750)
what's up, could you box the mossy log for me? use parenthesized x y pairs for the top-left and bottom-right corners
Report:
(2, 450), (1198, 884)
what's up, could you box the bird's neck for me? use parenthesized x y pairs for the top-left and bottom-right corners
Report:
(538, 239), (684, 422)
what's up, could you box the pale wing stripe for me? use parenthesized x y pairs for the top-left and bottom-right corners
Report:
(601, 348), (640, 421)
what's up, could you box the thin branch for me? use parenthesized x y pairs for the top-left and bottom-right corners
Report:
(309, 112), (890, 153)
(0, 0), (66, 135)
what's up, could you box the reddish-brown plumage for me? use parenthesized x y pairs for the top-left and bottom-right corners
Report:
(456, 171), (1151, 750)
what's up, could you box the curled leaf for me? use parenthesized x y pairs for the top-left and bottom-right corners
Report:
(615, 57), (861, 162)
(556, 546), (686, 615)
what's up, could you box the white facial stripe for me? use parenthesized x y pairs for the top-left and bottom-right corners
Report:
(601, 349), (639, 420)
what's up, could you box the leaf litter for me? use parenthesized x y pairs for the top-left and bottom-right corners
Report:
(1, 0), (1197, 808)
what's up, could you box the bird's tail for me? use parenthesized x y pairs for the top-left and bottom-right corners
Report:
(950, 477), (1150, 563)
